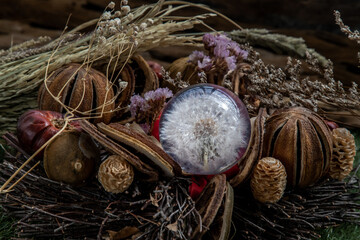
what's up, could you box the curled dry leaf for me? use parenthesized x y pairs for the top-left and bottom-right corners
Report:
(98, 155), (134, 194)
(79, 120), (159, 182)
(38, 64), (114, 123)
(250, 157), (287, 203)
(329, 128), (356, 180)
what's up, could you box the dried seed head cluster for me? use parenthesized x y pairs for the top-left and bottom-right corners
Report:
(329, 128), (356, 180)
(236, 45), (360, 126)
(334, 10), (360, 63)
(250, 157), (287, 203)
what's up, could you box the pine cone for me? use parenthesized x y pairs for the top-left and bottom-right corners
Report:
(329, 128), (356, 180)
(250, 157), (287, 203)
(98, 155), (134, 193)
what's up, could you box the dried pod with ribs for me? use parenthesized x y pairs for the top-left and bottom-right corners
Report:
(98, 155), (134, 193)
(250, 157), (287, 203)
(230, 108), (267, 187)
(38, 64), (115, 123)
(97, 122), (182, 177)
(329, 128), (356, 180)
(131, 54), (159, 95)
(191, 174), (227, 239)
(262, 107), (333, 188)
(80, 120), (159, 182)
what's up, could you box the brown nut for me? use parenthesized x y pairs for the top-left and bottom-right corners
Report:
(262, 107), (332, 188)
(98, 155), (134, 193)
(250, 157), (287, 203)
(38, 63), (115, 123)
(329, 128), (356, 180)
(43, 131), (99, 185)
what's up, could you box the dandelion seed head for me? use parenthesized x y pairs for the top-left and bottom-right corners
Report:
(160, 84), (251, 175)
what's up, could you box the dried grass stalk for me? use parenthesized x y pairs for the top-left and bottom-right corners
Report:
(0, 0), (214, 135)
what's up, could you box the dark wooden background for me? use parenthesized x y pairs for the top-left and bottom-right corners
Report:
(0, 0), (359, 84)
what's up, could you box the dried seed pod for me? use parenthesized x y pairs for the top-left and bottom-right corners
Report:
(79, 120), (159, 182)
(250, 157), (287, 203)
(204, 182), (234, 240)
(114, 63), (136, 116)
(131, 54), (159, 95)
(230, 108), (267, 187)
(38, 64), (115, 123)
(98, 155), (134, 193)
(262, 107), (333, 188)
(98, 122), (182, 177)
(191, 174), (227, 239)
(43, 131), (99, 185)
(329, 128), (356, 180)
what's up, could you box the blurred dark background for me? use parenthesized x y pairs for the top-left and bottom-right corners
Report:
(0, 0), (359, 84)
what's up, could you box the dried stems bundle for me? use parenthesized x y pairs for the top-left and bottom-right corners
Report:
(1, 132), (359, 239)
(0, 0), (214, 135)
(0, 133), (199, 239)
(233, 174), (360, 240)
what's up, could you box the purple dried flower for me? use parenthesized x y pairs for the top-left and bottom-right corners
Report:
(188, 50), (206, 63)
(130, 95), (150, 117)
(225, 55), (237, 71)
(202, 33), (217, 48)
(144, 87), (173, 101)
(197, 55), (213, 71)
(214, 42), (230, 58)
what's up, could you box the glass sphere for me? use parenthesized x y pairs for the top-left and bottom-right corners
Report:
(159, 83), (251, 175)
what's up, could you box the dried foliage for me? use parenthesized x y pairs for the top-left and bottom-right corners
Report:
(0, 0), (212, 135)
(334, 10), (360, 64)
(0, 133), (200, 239)
(229, 29), (328, 66)
(233, 173), (360, 240)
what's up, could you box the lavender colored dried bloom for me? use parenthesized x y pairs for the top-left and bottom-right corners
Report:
(202, 33), (217, 48)
(225, 56), (237, 71)
(130, 95), (150, 117)
(188, 50), (206, 63)
(144, 87), (173, 101)
(197, 55), (212, 71)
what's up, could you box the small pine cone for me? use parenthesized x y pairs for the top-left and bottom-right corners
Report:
(250, 157), (287, 203)
(98, 155), (134, 193)
(329, 128), (356, 180)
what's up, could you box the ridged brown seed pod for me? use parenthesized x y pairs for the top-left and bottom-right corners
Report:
(130, 54), (159, 95)
(98, 155), (134, 193)
(329, 128), (356, 180)
(262, 107), (333, 188)
(38, 64), (115, 123)
(230, 108), (267, 187)
(250, 157), (287, 203)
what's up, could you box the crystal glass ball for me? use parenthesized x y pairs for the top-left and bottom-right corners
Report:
(159, 83), (251, 175)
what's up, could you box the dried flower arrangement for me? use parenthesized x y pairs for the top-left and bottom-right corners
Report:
(0, 1), (359, 240)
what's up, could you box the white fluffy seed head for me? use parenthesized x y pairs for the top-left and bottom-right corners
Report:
(160, 84), (250, 175)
